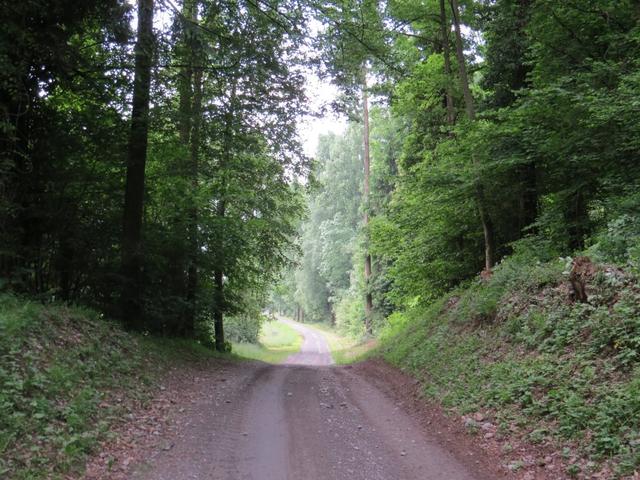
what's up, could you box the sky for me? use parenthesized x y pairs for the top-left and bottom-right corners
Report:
(298, 74), (347, 158)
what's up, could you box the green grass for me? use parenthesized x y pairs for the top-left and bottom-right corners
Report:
(0, 294), (225, 480)
(232, 320), (302, 363)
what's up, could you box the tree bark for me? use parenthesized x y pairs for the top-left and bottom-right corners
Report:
(177, 0), (194, 149)
(439, 0), (456, 126)
(178, 0), (201, 337)
(212, 84), (236, 352)
(566, 191), (587, 251)
(121, 0), (154, 329)
(520, 161), (538, 233)
(213, 268), (225, 352)
(185, 67), (202, 337)
(449, 0), (475, 120)
(450, 0), (496, 271)
(362, 71), (373, 334)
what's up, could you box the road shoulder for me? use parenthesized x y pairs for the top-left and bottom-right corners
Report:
(351, 358), (512, 479)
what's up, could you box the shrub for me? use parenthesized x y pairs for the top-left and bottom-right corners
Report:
(335, 291), (365, 338)
(224, 313), (265, 344)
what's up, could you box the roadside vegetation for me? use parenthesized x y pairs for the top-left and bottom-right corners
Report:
(380, 241), (640, 478)
(3, 1), (640, 478)
(232, 320), (303, 364)
(0, 295), (226, 479)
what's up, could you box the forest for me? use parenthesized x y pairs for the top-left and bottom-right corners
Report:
(2, 0), (640, 478)
(4, 0), (639, 344)
(3, 0), (640, 346)
(274, 0), (640, 337)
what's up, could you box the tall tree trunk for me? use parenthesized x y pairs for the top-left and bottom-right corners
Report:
(121, 0), (154, 329)
(186, 68), (202, 337)
(520, 162), (538, 233)
(177, 0), (200, 337)
(213, 267), (225, 352)
(177, 0), (194, 148)
(212, 192), (226, 350)
(362, 71), (373, 334)
(449, 0), (475, 120)
(439, 0), (456, 126)
(212, 85), (236, 352)
(513, 0), (538, 236)
(450, 0), (496, 271)
(566, 191), (587, 251)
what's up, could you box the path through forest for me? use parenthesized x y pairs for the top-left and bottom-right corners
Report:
(128, 321), (502, 480)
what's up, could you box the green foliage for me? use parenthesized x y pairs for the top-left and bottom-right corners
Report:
(381, 256), (640, 475)
(0, 0), (310, 344)
(232, 320), (302, 363)
(225, 312), (266, 344)
(334, 289), (366, 338)
(362, 0), (640, 312)
(287, 125), (364, 323)
(588, 192), (640, 272)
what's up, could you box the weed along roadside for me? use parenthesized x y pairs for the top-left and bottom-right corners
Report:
(231, 319), (303, 364)
(0, 295), (232, 479)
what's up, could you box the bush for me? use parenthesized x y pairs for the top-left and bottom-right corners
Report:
(335, 291), (365, 338)
(588, 192), (640, 271)
(224, 313), (265, 344)
(380, 252), (640, 474)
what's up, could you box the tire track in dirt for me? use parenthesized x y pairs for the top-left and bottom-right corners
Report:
(131, 363), (271, 480)
(117, 321), (510, 480)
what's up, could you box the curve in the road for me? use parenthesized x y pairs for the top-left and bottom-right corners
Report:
(279, 318), (333, 366)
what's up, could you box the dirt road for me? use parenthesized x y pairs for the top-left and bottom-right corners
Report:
(130, 322), (499, 480)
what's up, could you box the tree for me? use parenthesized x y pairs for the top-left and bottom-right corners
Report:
(439, 0), (456, 126)
(121, 0), (154, 329)
(362, 70), (373, 331)
(449, 0), (495, 271)
(293, 126), (364, 325)
(315, 0), (387, 332)
(176, 0), (203, 336)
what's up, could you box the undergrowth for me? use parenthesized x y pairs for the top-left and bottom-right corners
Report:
(0, 295), (224, 479)
(380, 252), (640, 478)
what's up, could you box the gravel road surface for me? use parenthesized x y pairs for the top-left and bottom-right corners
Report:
(131, 321), (496, 480)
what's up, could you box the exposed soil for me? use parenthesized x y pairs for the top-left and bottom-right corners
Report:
(80, 322), (543, 479)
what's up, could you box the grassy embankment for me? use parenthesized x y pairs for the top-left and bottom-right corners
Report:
(378, 253), (640, 478)
(232, 320), (303, 363)
(0, 295), (225, 480)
